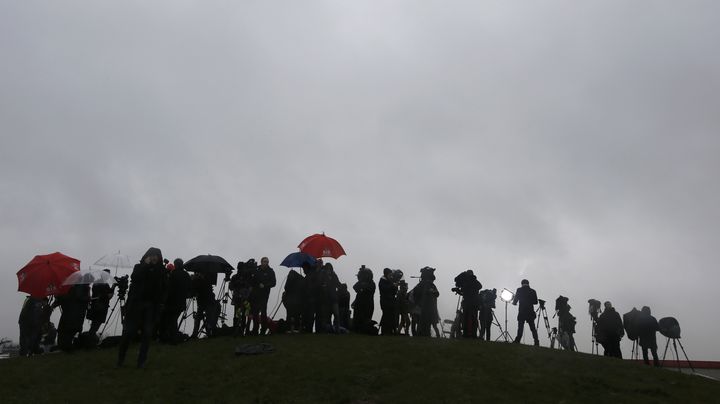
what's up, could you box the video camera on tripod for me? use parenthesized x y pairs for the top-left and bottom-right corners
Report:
(114, 275), (129, 300)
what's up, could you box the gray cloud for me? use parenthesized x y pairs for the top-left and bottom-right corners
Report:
(2, 1), (719, 359)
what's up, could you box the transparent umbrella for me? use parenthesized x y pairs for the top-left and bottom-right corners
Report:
(62, 269), (116, 286)
(94, 251), (133, 275)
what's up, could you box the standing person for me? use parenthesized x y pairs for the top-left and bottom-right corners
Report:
(87, 269), (114, 336)
(249, 257), (276, 335)
(478, 289), (496, 341)
(318, 263), (340, 333)
(379, 268), (399, 335)
(512, 279), (539, 346)
(282, 269), (305, 333)
(337, 283), (351, 331)
(230, 261), (254, 336)
(455, 270), (481, 338)
(597, 301), (624, 359)
(18, 296), (45, 356)
(117, 247), (167, 368)
(396, 281), (411, 336)
(54, 283), (91, 351)
(190, 272), (216, 338)
(160, 259), (191, 343)
(352, 265), (376, 334)
(412, 267), (440, 337)
(301, 262), (320, 333)
(637, 306), (660, 366)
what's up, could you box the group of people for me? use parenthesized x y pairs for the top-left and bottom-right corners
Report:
(17, 246), (664, 370)
(590, 300), (662, 366)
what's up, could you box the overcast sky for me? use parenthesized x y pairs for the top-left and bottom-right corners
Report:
(1, 1), (719, 359)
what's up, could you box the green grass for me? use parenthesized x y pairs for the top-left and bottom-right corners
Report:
(0, 335), (717, 403)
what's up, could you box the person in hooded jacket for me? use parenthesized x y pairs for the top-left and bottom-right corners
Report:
(638, 306), (660, 366)
(597, 301), (624, 359)
(117, 247), (168, 368)
(318, 263), (341, 333)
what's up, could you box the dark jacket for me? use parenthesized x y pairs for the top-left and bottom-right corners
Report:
(166, 268), (192, 310)
(637, 312), (659, 348)
(597, 308), (625, 343)
(127, 247), (168, 306)
(250, 266), (276, 302)
(412, 279), (439, 323)
(378, 276), (398, 310)
(512, 285), (538, 321)
(87, 283), (113, 321)
(319, 265), (340, 304)
(283, 270), (305, 308)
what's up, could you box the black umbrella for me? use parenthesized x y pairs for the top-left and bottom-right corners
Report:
(185, 255), (234, 285)
(185, 255), (234, 275)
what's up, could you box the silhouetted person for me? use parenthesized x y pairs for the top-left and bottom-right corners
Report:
(55, 283), (90, 351)
(412, 267), (440, 337)
(249, 257), (276, 335)
(352, 265), (376, 334)
(191, 272), (217, 338)
(396, 281), (410, 335)
(597, 301), (624, 359)
(87, 269), (114, 336)
(282, 269), (305, 333)
(478, 289), (496, 341)
(160, 259), (191, 343)
(318, 263), (340, 333)
(301, 262), (320, 332)
(638, 306), (660, 366)
(512, 279), (539, 346)
(379, 268), (399, 335)
(555, 296), (577, 351)
(455, 270), (481, 338)
(337, 283), (351, 331)
(117, 247), (168, 368)
(18, 296), (46, 356)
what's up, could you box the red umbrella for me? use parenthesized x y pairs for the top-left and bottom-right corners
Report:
(17, 252), (81, 297)
(298, 233), (346, 259)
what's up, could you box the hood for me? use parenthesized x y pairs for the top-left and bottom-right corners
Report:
(141, 247), (163, 263)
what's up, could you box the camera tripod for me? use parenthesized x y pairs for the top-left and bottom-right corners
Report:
(662, 337), (695, 373)
(495, 300), (513, 342)
(534, 300), (553, 346)
(99, 294), (125, 338)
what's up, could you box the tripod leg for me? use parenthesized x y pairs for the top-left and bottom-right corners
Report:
(676, 339), (695, 373)
(661, 337), (671, 367)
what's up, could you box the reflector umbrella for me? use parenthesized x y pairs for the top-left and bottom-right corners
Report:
(297, 233), (346, 259)
(17, 252), (81, 297)
(280, 252), (317, 268)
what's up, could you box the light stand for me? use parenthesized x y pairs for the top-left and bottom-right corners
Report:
(495, 288), (514, 342)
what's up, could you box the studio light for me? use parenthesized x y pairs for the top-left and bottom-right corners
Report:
(500, 288), (514, 303)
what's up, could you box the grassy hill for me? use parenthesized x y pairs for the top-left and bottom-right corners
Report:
(0, 334), (718, 403)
